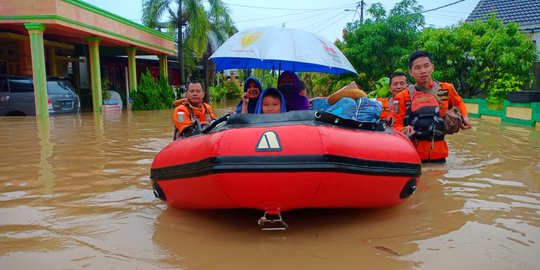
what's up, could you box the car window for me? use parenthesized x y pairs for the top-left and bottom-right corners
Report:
(0, 77), (7, 92)
(8, 78), (34, 93)
(47, 80), (76, 96)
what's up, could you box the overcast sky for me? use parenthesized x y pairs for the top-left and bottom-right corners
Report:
(83, 0), (481, 42)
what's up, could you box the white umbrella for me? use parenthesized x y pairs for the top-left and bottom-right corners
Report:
(209, 26), (357, 75)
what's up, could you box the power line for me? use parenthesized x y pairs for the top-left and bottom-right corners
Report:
(234, 2), (356, 24)
(305, 9), (351, 33)
(315, 11), (350, 35)
(235, 10), (316, 23)
(282, 8), (344, 27)
(224, 2), (356, 11)
(226, 3), (338, 11)
(421, 0), (466, 13)
(225, 1), (361, 39)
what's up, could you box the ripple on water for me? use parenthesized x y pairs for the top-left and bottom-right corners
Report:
(2, 108), (539, 269)
(445, 169), (481, 179)
(135, 159), (154, 165)
(0, 191), (27, 201)
(0, 205), (53, 226)
(475, 177), (527, 188)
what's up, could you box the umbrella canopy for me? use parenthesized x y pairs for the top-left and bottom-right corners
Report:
(209, 26), (357, 75)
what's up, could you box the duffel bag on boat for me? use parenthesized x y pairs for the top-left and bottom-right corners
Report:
(324, 97), (382, 123)
(314, 110), (386, 131)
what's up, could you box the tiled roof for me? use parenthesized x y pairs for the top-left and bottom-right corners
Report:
(466, 0), (540, 29)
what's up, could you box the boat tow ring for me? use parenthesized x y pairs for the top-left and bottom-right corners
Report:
(258, 212), (289, 231)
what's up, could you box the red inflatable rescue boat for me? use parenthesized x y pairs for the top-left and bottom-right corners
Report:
(151, 111), (421, 229)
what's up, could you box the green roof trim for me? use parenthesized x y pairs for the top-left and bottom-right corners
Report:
(84, 36), (101, 43)
(24, 22), (46, 31)
(0, 15), (175, 54)
(62, 0), (173, 41)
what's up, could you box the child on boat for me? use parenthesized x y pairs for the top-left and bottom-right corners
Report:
(255, 88), (287, 114)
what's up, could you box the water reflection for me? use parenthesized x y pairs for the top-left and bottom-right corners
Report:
(37, 116), (54, 194)
(0, 109), (539, 269)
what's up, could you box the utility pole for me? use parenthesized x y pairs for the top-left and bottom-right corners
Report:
(359, 0), (365, 24)
(345, 1), (366, 24)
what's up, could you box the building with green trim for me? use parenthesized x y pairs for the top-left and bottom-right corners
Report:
(0, 0), (175, 116)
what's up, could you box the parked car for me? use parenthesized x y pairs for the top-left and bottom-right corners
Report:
(0, 74), (80, 116)
(103, 90), (123, 108)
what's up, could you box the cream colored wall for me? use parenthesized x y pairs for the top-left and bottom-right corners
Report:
(465, 103), (479, 115)
(506, 106), (533, 121)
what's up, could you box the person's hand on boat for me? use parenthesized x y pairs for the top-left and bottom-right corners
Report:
(461, 115), (472, 130)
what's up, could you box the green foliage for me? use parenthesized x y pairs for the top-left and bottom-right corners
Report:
(486, 103), (504, 111)
(184, 4), (211, 61)
(338, 1), (537, 107)
(131, 70), (175, 111)
(414, 14), (537, 103)
(222, 78), (242, 99)
(302, 73), (361, 97)
(208, 74), (242, 102)
(142, 0), (236, 86)
(341, 0), (424, 90)
(101, 78), (111, 101)
(209, 85), (227, 102)
(253, 69), (278, 88)
(368, 77), (390, 98)
(156, 75), (175, 106)
(487, 73), (523, 105)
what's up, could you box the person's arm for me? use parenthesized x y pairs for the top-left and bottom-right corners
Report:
(208, 104), (216, 120)
(448, 84), (472, 130)
(199, 103), (216, 126)
(391, 92), (414, 134)
(172, 105), (192, 134)
(241, 93), (249, 114)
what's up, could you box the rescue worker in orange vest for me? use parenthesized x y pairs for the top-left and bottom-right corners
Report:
(377, 72), (408, 121)
(392, 51), (472, 163)
(172, 81), (216, 139)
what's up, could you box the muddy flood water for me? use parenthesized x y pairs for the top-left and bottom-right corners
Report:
(1, 102), (539, 270)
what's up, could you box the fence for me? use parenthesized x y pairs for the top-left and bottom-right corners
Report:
(464, 98), (540, 129)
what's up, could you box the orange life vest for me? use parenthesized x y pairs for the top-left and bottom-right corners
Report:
(404, 83), (445, 141)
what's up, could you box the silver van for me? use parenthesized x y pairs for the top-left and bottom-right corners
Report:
(0, 75), (80, 116)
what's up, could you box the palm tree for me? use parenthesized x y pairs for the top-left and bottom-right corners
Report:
(202, 1), (236, 91)
(142, 0), (235, 89)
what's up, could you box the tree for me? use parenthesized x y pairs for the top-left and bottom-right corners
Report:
(201, 1), (236, 92)
(340, 0), (424, 90)
(414, 14), (537, 101)
(142, 0), (235, 89)
(131, 70), (174, 110)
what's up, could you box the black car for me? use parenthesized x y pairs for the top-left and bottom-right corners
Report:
(0, 75), (80, 116)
